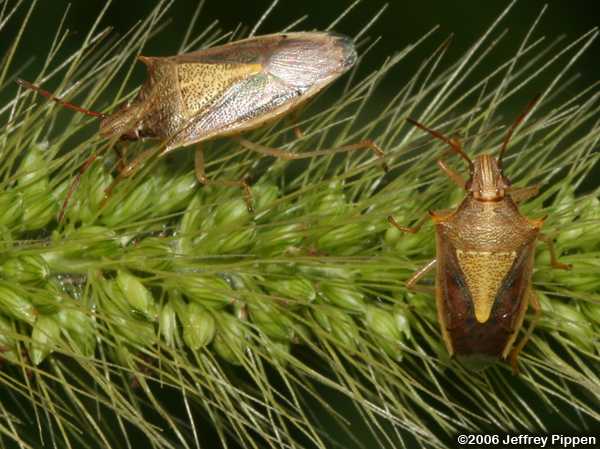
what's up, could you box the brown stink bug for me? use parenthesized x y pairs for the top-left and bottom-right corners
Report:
(17, 32), (386, 220)
(388, 98), (572, 373)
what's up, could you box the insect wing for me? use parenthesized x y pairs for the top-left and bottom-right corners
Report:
(437, 233), (535, 358)
(164, 32), (356, 150)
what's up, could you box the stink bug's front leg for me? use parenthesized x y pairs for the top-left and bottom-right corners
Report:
(507, 184), (540, 204)
(509, 289), (541, 374)
(236, 137), (389, 172)
(437, 158), (466, 189)
(58, 153), (98, 223)
(101, 147), (160, 208)
(195, 145), (254, 212)
(538, 233), (573, 270)
(387, 214), (429, 234)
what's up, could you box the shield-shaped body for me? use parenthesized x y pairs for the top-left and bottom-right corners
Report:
(434, 194), (540, 361)
(99, 32), (357, 152)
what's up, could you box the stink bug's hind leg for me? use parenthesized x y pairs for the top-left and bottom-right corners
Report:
(288, 108), (305, 139)
(236, 137), (389, 172)
(538, 233), (572, 270)
(195, 145), (253, 212)
(509, 289), (541, 374)
(405, 258), (437, 294)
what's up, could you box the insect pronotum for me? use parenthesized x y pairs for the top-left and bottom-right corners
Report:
(389, 98), (572, 373)
(17, 32), (387, 221)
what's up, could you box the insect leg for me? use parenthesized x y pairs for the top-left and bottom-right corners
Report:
(406, 258), (436, 294)
(101, 147), (159, 208)
(236, 137), (389, 172)
(509, 289), (541, 374)
(288, 108), (305, 139)
(507, 185), (539, 203)
(58, 153), (98, 223)
(194, 145), (253, 212)
(538, 233), (572, 270)
(437, 159), (466, 189)
(387, 214), (429, 234)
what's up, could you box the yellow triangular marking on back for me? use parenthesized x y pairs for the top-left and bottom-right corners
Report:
(176, 63), (264, 119)
(456, 250), (516, 323)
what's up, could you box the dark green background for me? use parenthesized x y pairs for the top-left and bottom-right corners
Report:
(6, 0), (598, 105)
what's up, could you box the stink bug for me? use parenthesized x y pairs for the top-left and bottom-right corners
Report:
(17, 32), (385, 219)
(389, 98), (571, 373)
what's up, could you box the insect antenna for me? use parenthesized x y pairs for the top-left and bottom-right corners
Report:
(16, 79), (107, 119)
(497, 94), (541, 165)
(406, 118), (473, 170)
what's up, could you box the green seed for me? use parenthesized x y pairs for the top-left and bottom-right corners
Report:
(0, 315), (17, 351)
(30, 314), (61, 365)
(56, 308), (96, 357)
(266, 277), (316, 304)
(0, 282), (37, 324)
(0, 191), (23, 228)
(21, 191), (58, 231)
(312, 305), (359, 351)
(172, 275), (233, 308)
(255, 223), (305, 256)
(158, 300), (178, 347)
(182, 303), (216, 350)
(101, 282), (156, 347)
(252, 183), (280, 214)
(127, 237), (173, 272)
(101, 176), (158, 226)
(212, 312), (247, 365)
(116, 270), (157, 320)
(249, 302), (294, 341)
(211, 197), (252, 227)
(317, 222), (377, 254)
(1, 254), (49, 282)
(155, 171), (197, 215)
(365, 305), (404, 360)
(319, 282), (365, 312)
